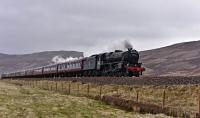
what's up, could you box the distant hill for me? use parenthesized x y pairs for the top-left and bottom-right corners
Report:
(1, 40), (200, 76)
(0, 51), (83, 74)
(140, 40), (200, 76)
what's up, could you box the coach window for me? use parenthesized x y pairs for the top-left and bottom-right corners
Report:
(75, 63), (77, 68)
(78, 63), (80, 67)
(77, 62), (79, 67)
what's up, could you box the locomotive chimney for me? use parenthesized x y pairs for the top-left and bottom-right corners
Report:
(128, 48), (133, 51)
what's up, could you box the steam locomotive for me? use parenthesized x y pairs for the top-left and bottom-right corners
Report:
(1, 48), (145, 79)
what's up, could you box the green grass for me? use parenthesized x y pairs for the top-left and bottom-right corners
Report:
(0, 81), (170, 118)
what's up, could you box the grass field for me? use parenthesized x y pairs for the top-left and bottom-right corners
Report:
(0, 81), (170, 118)
(22, 80), (199, 113)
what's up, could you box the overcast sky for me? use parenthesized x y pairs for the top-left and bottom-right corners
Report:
(0, 0), (200, 56)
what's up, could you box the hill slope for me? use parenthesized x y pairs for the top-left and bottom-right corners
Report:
(0, 51), (83, 73)
(140, 40), (200, 76)
(1, 40), (200, 76)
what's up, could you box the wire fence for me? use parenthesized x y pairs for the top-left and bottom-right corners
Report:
(2, 79), (200, 118)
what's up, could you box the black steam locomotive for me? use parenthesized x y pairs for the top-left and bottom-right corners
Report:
(1, 48), (145, 79)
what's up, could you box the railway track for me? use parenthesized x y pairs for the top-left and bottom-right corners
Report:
(9, 76), (200, 85)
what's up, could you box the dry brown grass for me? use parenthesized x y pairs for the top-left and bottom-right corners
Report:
(29, 80), (200, 114)
(0, 80), (171, 118)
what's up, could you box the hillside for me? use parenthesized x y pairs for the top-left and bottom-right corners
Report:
(0, 51), (83, 74)
(140, 40), (200, 76)
(1, 40), (200, 76)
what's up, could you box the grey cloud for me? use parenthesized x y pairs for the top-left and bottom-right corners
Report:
(0, 0), (200, 55)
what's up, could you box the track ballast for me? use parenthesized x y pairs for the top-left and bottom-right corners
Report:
(9, 76), (200, 85)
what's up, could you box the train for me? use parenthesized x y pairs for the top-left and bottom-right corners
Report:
(1, 48), (145, 79)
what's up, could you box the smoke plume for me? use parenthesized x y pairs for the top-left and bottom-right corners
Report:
(103, 39), (134, 53)
(123, 40), (133, 49)
(52, 56), (82, 63)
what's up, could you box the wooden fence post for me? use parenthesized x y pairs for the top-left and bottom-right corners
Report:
(50, 82), (53, 91)
(162, 90), (166, 109)
(35, 81), (37, 88)
(99, 85), (102, 97)
(42, 81), (45, 89)
(87, 84), (90, 96)
(199, 94), (200, 114)
(129, 86), (132, 98)
(68, 82), (71, 94)
(31, 81), (33, 88)
(40, 81), (42, 89)
(31, 81), (32, 87)
(136, 90), (139, 102)
(77, 83), (79, 95)
(116, 86), (119, 95)
(46, 81), (49, 90)
(55, 82), (58, 91)
(61, 82), (63, 92)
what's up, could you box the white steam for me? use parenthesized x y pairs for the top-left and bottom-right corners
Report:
(52, 56), (83, 63)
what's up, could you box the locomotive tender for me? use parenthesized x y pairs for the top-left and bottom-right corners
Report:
(1, 48), (145, 79)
